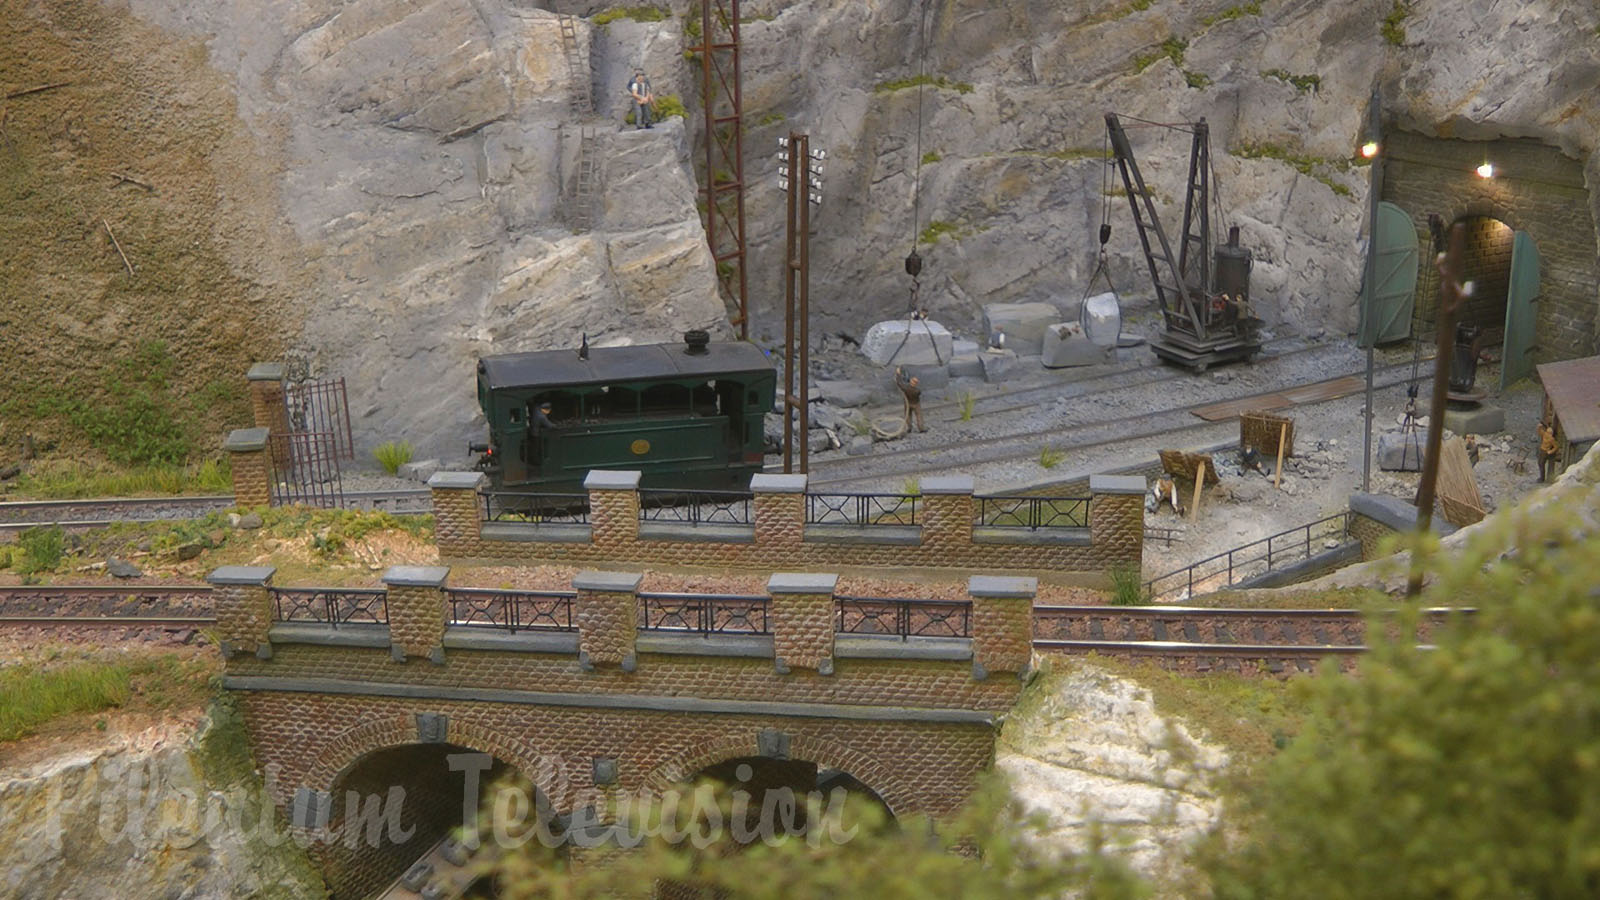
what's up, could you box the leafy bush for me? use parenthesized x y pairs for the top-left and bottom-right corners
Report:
(17, 525), (65, 574)
(373, 440), (414, 476)
(1108, 564), (1147, 606)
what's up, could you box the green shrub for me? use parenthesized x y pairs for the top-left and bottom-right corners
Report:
(594, 5), (669, 26)
(901, 478), (921, 497)
(921, 150), (942, 164)
(1108, 564), (1147, 606)
(373, 440), (414, 476)
(1038, 447), (1064, 469)
(1382, 0), (1410, 45)
(624, 94), (687, 125)
(1184, 70), (1213, 89)
(958, 391), (976, 422)
(17, 525), (65, 574)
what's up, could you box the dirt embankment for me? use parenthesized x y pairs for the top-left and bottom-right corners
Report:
(0, 0), (303, 467)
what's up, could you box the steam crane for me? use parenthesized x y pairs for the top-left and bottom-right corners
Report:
(1104, 112), (1263, 372)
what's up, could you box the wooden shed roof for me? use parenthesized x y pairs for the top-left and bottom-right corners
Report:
(1538, 355), (1600, 444)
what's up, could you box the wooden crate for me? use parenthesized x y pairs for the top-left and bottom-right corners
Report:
(1240, 410), (1295, 458)
(1158, 449), (1220, 485)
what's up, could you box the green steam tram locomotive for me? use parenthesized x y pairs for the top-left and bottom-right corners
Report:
(473, 333), (776, 492)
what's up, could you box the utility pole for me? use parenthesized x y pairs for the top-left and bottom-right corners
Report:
(1361, 86), (1383, 494)
(1407, 221), (1467, 597)
(779, 133), (824, 473)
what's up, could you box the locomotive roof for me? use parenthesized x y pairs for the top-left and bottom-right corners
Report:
(479, 340), (774, 390)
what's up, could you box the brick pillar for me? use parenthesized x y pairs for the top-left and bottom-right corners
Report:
(968, 575), (1037, 680)
(207, 565), (276, 660)
(429, 472), (486, 558)
(768, 572), (838, 675)
(574, 571), (642, 671)
(1088, 474), (1147, 572)
(584, 470), (641, 556)
(919, 476), (974, 556)
(247, 362), (290, 435)
(751, 473), (807, 551)
(224, 428), (271, 508)
(382, 565), (450, 664)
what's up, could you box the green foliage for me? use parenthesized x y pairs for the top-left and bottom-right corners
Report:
(1201, 500), (1600, 897)
(593, 5), (668, 26)
(1038, 447), (1064, 469)
(1234, 141), (1353, 196)
(1260, 68), (1322, 92)
(919, 220), (962, 244)
(11, 456), (231, 499)
(874, 74), (975, 95)
(849, 415), (872, 437)
(0, 661), (129, 741)
(1107, 564), (1147, 606)
(372, 440), (414, 476)
(1200, 2), (1261, 26)
(624, 94), (687, 125)
(1183, 70), (1213, 89)
(492, 776), (1150, 899)
(900, 477), (921, 497)
(921, 150), (942, 165)
(1133, 37), (1188, 74)
(16, 525), (66, 574)
(754, 111), (787, 127)
(1382, 0), (1410, 45)
(958, 391), (976, 422)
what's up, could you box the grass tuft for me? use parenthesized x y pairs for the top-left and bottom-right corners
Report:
(594, 5), (668, 26)
(17, 525), (66, 574)
(1038, 447), (1064, 469)
(1134, 36), (1188, 74)
(373, 440), (414, 476)
(0, 662), (130, 742)
(1382, 0), (1410, 45)
(921, 150), (942, 165)
(9, 457), (232, 499)
(1200, 1), (1262, 27)
(625, 94), (687, 125)
(958, 391), (976, 422)
(1108, 564), (1148, 606)
(1261, 69), (1322, 92)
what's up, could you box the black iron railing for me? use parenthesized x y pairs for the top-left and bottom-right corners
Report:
(638, 489), (753, 525)
(270, 587), (388, 627)
(447, 588), (576, 632)
(836, 596), (972, 639)
(975, 495), (1091, 530)
(805, 492), (919, 526)
(481, 492), (590, 524)
(1144, 511), (1354, 602)
(637, 592), (770, 634)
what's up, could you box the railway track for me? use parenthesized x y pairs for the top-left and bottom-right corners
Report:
(806, 358), (1425, 488)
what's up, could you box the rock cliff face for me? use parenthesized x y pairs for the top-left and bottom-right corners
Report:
(0, 708), (324, 900)
(997, 662), (1228, 885)
(10, 0), (1594, 459)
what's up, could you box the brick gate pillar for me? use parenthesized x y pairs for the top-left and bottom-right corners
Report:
(574, 570), (642, 671)
(429, 472), (486, 558)
(751, 473), (807, 553)
(968, 575), (1037, 680)
(768, 572), (838, 675)
(224, 428), (271, 508)
(1088, 474), (1148, 572)
(919, 476), (974, 557)
(247, 362), (289, 435)
(383, 565), (450, 663)
(207, 565), (276, 659)
(584, 470), (641, 556)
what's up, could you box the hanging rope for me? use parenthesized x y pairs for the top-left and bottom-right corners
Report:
(884, 0), (945, 370)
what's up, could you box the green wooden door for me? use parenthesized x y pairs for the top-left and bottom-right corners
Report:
(1501, 231), (1540, 389)
(1358, 202), (1420, 347)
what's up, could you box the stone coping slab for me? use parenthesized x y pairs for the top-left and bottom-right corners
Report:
(480, 522), (594, 544)
(246, 362), (285, 382)
(920, 476), (975, 495)
(223, 427), (270, 452)
(968, 575), (1039, 599)
(637, 522), (756, 544)
(573, 571), (644, 593)
(1349, 492), (1457, 535)
(268, 623), (389, 649)
(583, 469), (643, 490)
(803, 524), (922, 546)
(442, 628), (579, 654)
(635, 633), (775, 658)
(750, 473), (807, 493)
(1089, 473), (1147, 495)
(207, 565), (277, 585)
(971, 527), (1091, 547)
(429, 471), (487, 490)
(834, 635), (972, 661)
(767, 573), (839, 595)
(381, 566), (451, 588)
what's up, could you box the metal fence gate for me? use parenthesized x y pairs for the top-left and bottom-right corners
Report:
(283, 378), (355, 462)
(267, 430), (345, 508)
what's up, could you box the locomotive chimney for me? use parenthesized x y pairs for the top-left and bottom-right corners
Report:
(683, 330), (710, 355)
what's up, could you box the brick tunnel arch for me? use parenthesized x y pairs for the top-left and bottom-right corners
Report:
(307, 715), (563, 803)
(646, 732), (909, 819)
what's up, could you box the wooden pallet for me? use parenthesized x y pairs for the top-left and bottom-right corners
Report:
(1191, 374), (1365, 421)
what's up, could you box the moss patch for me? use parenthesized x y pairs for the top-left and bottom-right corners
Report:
(1261, 69), (1322, 93)
(594, 6), (669, 26)
(1133, 37), (1188, 74)
(0, 651), (213, 743)
(1233, 141), (1354, 196)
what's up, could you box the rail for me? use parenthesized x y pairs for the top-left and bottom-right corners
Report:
(1144, 511), (1355, 602)
(638, 489), (752, 525)
(447, 587), (576, 633)
(974, 495), (1090, 530)
(269, 587), (388, 627)
(835, 596), (971, 639)
(481, 491), (590, 524)
(805, 492), (919, 526)
(637, 592), (770, 634)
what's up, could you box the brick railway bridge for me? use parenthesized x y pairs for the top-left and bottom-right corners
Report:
(214, 564), (1040, 899)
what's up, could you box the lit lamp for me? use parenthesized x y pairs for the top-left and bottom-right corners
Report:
(1476, 162), (1495, 179)
(1361, 141), (1379, 159)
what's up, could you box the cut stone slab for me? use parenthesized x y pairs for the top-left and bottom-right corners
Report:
(1082, 292), (1124, 347)
(1377, 431), (1425, 472)
(947, 354), (984, 378)
(1042, 323), (1113, 368)
(1442, 404), (1506, 435)
(981, 350), (1025, 384)
(952, 339), (980, 357)
(981, 302), (1060, 356)
(900, 363), (950, 391)
(860, 319), (954, 366)
(398, 458), (441, 483)
(812, 380), (870, 409)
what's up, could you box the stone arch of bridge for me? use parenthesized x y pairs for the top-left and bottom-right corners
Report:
(306, 714), (563, 805)
(644, 731), (908, 818)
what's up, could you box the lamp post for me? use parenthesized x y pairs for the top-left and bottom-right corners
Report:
(778, 133), (825, 473)
(1361, 86), (1383, 494)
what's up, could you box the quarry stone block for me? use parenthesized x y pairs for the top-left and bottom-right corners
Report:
(861, 320), (954, 367)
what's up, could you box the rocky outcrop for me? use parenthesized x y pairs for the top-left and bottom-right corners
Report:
(997, 662), (1227, 885)
(0, 706), (324, 900)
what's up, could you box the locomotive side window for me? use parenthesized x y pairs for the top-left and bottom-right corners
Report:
(642, 383), (691, 417)
(532, 393), (579, 422)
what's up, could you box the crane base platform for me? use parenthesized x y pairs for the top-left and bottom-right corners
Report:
(1150, 329), (1262, 373)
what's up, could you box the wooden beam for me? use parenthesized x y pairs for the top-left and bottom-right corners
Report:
(1273, 422), (1287, 489)
(1189, 459), (1206, 522)
(5, 81), (71, 100)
